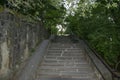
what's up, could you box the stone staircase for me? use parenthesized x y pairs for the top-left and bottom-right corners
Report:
(34, 36), (98, 80)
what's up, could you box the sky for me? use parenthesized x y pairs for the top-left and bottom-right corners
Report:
(63, 0), (80, 15)
(57, 0), (80, 34)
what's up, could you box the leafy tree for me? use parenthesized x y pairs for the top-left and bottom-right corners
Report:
(4, 0), (66, 34)
(65, 0), (120, 71)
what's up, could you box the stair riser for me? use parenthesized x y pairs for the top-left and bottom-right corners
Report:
(35, 38), (98, 80)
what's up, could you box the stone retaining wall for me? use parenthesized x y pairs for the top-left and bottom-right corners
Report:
(0, 10), (49, 79)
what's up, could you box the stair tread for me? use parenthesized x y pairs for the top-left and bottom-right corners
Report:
(36, 77), (95, 80)
(34, 39), (98, 80)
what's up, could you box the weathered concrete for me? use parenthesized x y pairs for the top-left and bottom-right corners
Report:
(0, 42), (9, 76)
(17, 40), (49, 80)
(0, 10), (49, 80)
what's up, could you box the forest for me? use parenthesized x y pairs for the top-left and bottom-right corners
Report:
(0, 0), (120, 72)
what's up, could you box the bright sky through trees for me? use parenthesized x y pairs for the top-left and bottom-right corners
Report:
(56, 0), (80, 34)
(64, 0), (80, 15)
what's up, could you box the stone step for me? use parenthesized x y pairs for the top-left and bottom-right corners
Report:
(41, 61), (88, 65)
(44, 57), (85, 63)
(44, 57), (72, 60)
(61, 72), (95, 76)
(44, 55), (85, 57)
(38, 70), (94, 75)
(50, 44), (81, 46)
(49, 47), (80, 50)
(46, 54), (84, 57)
(39, 67), (93, 72)
(44, 56), (85, 59)
(47, 50), (83, 54)
(50, 45), (77, 47)
(40, 62), (89, 66)
(39, 65), (90, 70)
(35, 77), (95, 80)
(49, 47), (80, 49)
(42, 60), (87, 63)
(51, 43), (81, 45)
(34, 40), (98, 80)
(38, 72), (94, 79)
(42, 59), (87, 63)
(46, 53), (62, 56)
(47, 51), (83, 54)
(49, 45), (81, 48)
(39, 68), (94, 73)
(48, 47), (82, 50)
(61, 53), (84, 56)
(47, 50), (62, 53)
(41, 63), (65, 66)
(56, 56), (85, 60)
(50, 43), (79, 45)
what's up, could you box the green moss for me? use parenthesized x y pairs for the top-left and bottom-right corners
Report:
(31, 48), (35, 53)
(36, 40), (41, 46)
(29, 48), (35, 57)
(0, 6), (4, 12)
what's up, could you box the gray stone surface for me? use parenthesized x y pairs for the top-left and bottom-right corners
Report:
(17, 40), (49, 80)
(0, 10), (49, 79)
(34, 37), (98, 80)
(36, 77), (92, 80)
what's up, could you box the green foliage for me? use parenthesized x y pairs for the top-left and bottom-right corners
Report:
(65, 0), (120, 71)
(0, 5), (4, 12)
(5, 0), (66, 34)
(0, 0), (6, 6)
(50, 26), (58, 35)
